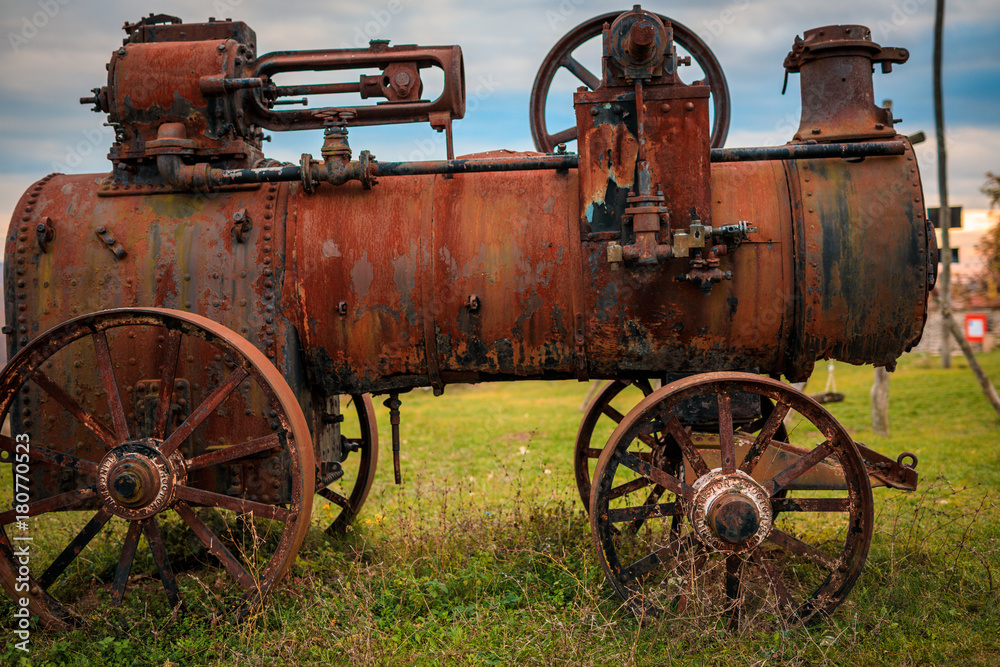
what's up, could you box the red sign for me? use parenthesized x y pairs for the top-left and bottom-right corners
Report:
(965, 314), (987, 343)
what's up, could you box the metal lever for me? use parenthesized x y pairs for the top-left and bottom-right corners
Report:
(384, 393), (403, 484)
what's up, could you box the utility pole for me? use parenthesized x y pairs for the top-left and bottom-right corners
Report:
(935, 0), (952, 368)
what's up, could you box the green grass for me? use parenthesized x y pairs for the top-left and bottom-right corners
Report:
(3, 351), (1000, 666)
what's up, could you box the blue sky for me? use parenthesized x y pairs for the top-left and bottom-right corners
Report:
(1, 0), (998, 219)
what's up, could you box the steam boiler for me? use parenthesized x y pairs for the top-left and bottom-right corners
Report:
(1, 8), (931, 629)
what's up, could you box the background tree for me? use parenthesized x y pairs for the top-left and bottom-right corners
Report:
(977, 172), (1000, 299)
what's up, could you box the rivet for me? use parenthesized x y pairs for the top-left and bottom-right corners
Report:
(263, 268), (273, 276)
(184, 274), (191, 281)
(264, 234), (272, 241)
(660, 103), (670, 112)
(263, 245), (272, 253)
(684, 102), (694, 111)
(264, 213), (272, 220)
(185, 302), (192, 308)
(590, 107), (599, 116)
(24, 206), (33, 213)
(263, 224), (271, 231)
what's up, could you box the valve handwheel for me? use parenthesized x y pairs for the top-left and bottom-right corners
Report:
(530, 11), (731, 153)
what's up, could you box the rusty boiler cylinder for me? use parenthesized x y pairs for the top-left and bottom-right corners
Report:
(6, 13), (932, 401)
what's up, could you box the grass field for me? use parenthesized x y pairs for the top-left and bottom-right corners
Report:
(2, 350), (999, 666)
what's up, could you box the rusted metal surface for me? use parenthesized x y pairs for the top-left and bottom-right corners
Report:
(784, 25), (908, 142)
(3, 6), (933, 627)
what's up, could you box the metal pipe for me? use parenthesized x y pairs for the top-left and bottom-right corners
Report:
(709, 140), (906, 162)
(374, 155), (579, 176)
(158, 141), (908, 191)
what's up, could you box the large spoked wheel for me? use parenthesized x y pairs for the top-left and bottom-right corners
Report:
(590, 372), (873, 628)
(530, 11), (731, 153)
(317, 394), (378, 535)
(0, 308), (313, 629)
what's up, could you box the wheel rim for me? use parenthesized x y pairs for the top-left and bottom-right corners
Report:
(590, 372), (872, 628)
(530, 11), (731, 153)
(0, 308), (313, 628)
(318, 394), (378, 534)
(574, 379), (655, 510)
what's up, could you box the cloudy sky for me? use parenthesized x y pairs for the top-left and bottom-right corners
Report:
(1, 0), (998, 222)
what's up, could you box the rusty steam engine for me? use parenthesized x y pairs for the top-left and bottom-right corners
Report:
(2, 8), (933, 629)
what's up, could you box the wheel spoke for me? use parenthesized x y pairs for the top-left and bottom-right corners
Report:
(318, 487), (351, 509)
(30, 371), (118, 449)
(770, 497), (850, 513)
(142, 517), (180, 608)
(38, 508), (113, 590)
(748, 550), (794, 611)
(620, 532), (697, 583)
(607, 498), (679, 523)
(0, 435), (98, 476)
(560, 54), (601, 89)
(0, 486), (96, 525)
(93, 330), (130, 443)
(717, 392), (735, 473)
(765, 441), (834, 495)
(617, 451), (693, 500)
(766, 528), (836, 571)
(725, 554), (742, 629)
(600, 404), (626, 423)
(548, 126), (578, 146)
(153, 329), (183, 440)
(174, 501), (254, 591)
(186, 434), (283, 472)
(608, 475), (652, 500)
(174, 486), (292, 522)
(663, 415), (709, 478)
(626, 485), (666, 534)
(159, 367), (248, 457)
(110, 520), (143, 606)
(586, 447), (603, 459)
(634, 378), (655, 396)
(739, 401), (791, 475)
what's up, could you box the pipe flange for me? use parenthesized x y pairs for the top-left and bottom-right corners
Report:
(688, 468), (772, 553)
(300, 153), (316, 194)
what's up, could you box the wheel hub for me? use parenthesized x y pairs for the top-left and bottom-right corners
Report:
(98, 440), (186, 520)
(689, 469), (771, 553)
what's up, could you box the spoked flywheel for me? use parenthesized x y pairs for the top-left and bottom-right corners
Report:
(530, 11), (731, 153)
(590, 372), (872, 628)
(0, 308), (313, 628)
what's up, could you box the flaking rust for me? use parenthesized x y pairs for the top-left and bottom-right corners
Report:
(2, 8), (928, 629)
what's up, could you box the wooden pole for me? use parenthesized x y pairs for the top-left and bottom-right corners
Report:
(871, 367), (891, 436)
(934, 0), (952, 368)
(932, 292), (1000, 419)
